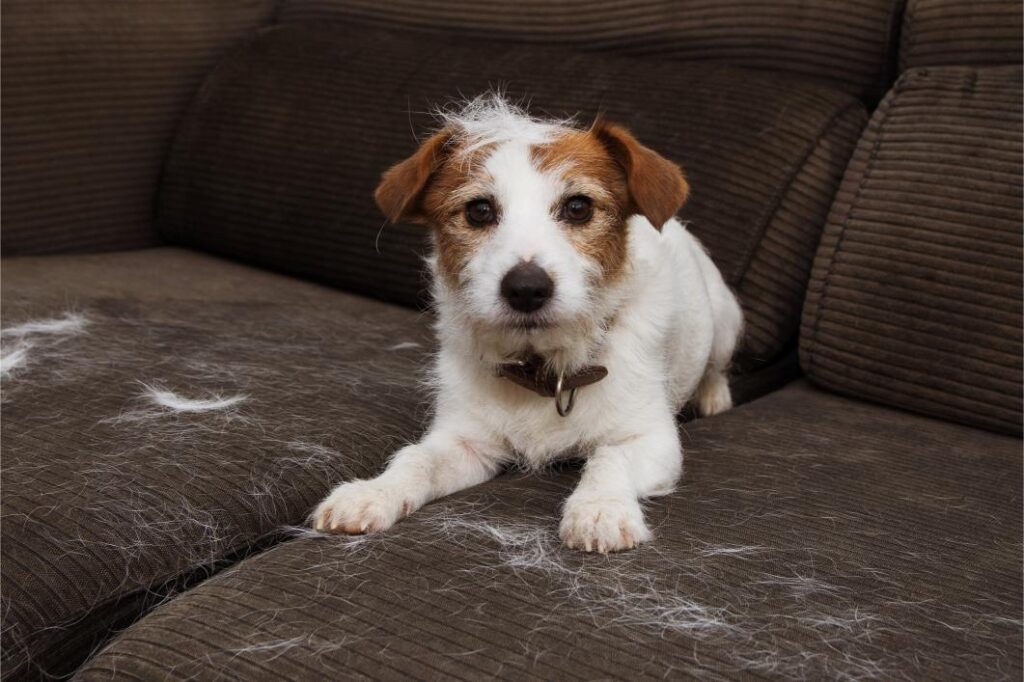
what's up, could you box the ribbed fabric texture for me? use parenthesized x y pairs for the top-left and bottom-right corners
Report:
(0, 246), (797, 681)
(0, 1), (275, 256)
(159, 24), (866, 370)
(801, 66), (1023, 435)
(738, 109), (869, 367)
(1, 250), (434, 680)
(75, 381), (1022, 681)
(900, 0), (1024, 70)
(279, 0), (901, 99)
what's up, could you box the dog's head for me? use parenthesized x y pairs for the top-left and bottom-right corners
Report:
(374, 97), (688, 362)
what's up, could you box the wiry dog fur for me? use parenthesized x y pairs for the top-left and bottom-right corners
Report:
(314, 95), (743, 552)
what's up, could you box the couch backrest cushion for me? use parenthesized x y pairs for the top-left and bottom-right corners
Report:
(279, 0), (902, 101)
(801, 66), (1023, 435)
(900, 0), (1023, 71)
(158, 24), (867, 371)
(1, 0), (275, 256)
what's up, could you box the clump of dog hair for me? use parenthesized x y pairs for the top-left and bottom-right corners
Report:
(426, 509), (736, 637)
(140, 383), (248, 413)
(261, 503), (903, 680)
(0, 343), (31, 377)
(1, 312), (89, 380)
(2, 312), (88, 338)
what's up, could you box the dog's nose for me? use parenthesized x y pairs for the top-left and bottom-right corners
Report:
(501, 262), (554, 313)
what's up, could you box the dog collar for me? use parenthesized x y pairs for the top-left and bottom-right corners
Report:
(496, 355), (608, 417)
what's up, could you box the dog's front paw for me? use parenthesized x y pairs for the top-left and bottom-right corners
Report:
(559, 495), (651, 553)
(312, 479), (414, 535)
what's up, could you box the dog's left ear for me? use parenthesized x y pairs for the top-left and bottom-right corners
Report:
(375, 128), (454, 224)
(593, 121), (689, 230)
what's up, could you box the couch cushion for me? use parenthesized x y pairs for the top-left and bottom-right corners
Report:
(1, 248), (434, 680)
(74, 381), (1022, 681)
(0, 245), (799, 681)
(1, 1), (276, 256)
(159, 24), (867, 371)
(801, 66), (1023, 436)
(899, 0), (1023, 71)
(280, 0), (902, 100)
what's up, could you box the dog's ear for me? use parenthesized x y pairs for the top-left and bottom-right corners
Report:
(593, 120), (689, 230)
(374, 129), (454, 224)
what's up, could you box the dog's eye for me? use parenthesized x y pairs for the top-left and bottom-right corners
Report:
(465, 199), (496, 227)
(562, 196), (593, 224)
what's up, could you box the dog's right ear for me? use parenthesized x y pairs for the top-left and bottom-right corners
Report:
(374, 129), (454, 224)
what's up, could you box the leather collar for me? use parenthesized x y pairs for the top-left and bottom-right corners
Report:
(496, 354), (608, 399)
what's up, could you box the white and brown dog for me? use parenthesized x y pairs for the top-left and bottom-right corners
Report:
(313, 96), (742, 552)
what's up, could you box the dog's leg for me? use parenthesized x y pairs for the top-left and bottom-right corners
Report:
(695, 368), (732, 417)
(690, 236), (743, 417)
(560, 416), (681, 553)
(312, 427), (504, 534)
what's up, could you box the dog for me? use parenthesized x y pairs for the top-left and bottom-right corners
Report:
(312, 95), (743, 552)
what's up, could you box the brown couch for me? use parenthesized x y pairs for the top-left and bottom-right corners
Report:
(2, 1), (1021, 679)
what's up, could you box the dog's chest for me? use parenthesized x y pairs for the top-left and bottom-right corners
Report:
(483, 370), (637, 466)
(501, 402), (587, 465)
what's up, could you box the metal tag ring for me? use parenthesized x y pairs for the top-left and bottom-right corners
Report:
(554, 370), (577, 417)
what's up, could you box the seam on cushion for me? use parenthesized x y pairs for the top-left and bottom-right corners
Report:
(805, 73), (911, 376)
(269, 0), (286, 24)
(735, 96), (867, 297)
(878, 0), (908, 101)
(155, 25), (280, 245)
(734, 96), (867, 356)
(22, 529), (292, 680)
(899, 0), (919, 73)
(150, 12), (280, 247)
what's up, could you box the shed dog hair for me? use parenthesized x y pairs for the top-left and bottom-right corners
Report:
(313, 95), (743, 552)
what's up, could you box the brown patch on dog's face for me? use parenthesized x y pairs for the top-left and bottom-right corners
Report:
(532, 131), (632, 282)
(374, 131), (495, 288)
(419, 144), (497, 287)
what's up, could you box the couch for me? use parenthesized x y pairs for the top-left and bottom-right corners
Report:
(2, 1), (1021, 679)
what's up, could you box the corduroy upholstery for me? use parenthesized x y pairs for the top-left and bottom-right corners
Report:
(159, 24), (867, 371)
(74, 381), (1023, 681)
(1, 249), (435, 680)
(0, 240), (806, 681)
(900, 0), (1024, 70)
(801, 66), (1023, 435)
(0, 1), (275, 256)
(279, 0), (903, 100)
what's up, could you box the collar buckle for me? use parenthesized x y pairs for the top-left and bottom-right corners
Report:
(554, 369), (577, 417)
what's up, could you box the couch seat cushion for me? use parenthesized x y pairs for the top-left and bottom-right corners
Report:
(159, 23), (867, 371)
(1, 248), (434, 680)
(75, 381), (1022, 681)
